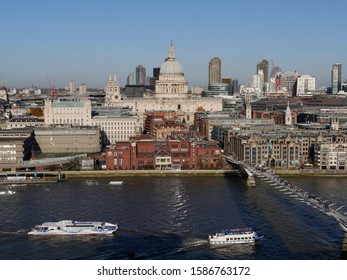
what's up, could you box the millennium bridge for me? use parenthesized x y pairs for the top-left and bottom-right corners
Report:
(224, 155), (347, 252)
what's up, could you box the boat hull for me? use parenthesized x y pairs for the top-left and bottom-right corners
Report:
(208, 228), (263, 245)
(27, 220), (118, 236)
(209, 236), (263, 245)
(109, 181), (124, 186)
(28, 229), (117, 236)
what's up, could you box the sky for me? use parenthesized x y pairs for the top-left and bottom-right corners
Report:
(1, 0), (347, 89)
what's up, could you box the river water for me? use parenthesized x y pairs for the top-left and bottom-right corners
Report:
(0, 175), (346, 260)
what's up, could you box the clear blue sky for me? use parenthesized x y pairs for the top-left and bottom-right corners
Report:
(1, 0), (347, 88)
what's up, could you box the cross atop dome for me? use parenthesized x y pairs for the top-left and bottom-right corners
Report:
(167, 40), (175, 61)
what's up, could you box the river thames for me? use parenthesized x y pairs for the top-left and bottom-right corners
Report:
(0, 175), (346, 260)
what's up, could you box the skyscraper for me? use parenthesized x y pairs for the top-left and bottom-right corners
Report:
(209, 57), (222, 85)
(79, 84), (87, 94)
(332, 63), (342, 94)
(69, 80), (77, 93)
(127, 72), (135, 85)
(136, 65), (146, 85)
(296, 75), (315, 96)
(153, 67), (160, 80)
(257, 59), (269, 83)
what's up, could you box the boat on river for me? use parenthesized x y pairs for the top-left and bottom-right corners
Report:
(109, 181), (124, 186)
(208, 227), (263, 244)
(27, 220), (118, 235)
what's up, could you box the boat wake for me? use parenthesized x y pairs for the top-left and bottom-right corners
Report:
(0, 229), (28, 236)
(181, 236), (209, 248)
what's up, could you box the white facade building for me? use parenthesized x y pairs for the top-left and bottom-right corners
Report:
(91, 115), (141, 143)
(44, 98), (91, 126)
(315, 143), (347, 170)
(44, 97), (141, 144)
(251, 70), (264, 93)
(296, 75), (315, 96)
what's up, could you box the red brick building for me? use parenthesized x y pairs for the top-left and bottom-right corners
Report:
(153, 120), (188, 139)
(169, 140), (191, 169)
(105, 139), (222, 170)
(252, 110), (297, 125)
(135, 140), (156, 169)
(144, 111), (182, 134)
(194, 142), (223, 169)
(105, 142), (132, 170)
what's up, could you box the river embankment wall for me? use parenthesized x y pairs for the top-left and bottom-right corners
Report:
(64, 169), (240, 178)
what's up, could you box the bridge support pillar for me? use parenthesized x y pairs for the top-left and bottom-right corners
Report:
(247, 176), (256, 187)
(342, 233), (347, 252)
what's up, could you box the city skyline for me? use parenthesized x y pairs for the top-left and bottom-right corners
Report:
(1, 0), (347, 88)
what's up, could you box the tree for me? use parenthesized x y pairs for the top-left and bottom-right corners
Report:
(30, 107), (43, 117)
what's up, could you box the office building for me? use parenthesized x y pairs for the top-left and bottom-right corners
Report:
(153, 67), (160, 79)
(33, 126), (101, 155)
(79, 84), (87, 94)
(278, 71), (299, 94)
(136, 65), (146, 85)
(44, 97), (91, 126)
(44, 97), (141, 145)
(296, 75), (315, 96)
(257, 59), (269, 83)
(69, 80), (77, 94)
(0, 128), (34, 167)
(315, 143), (347, 170)
(332, 63), (342, 94)
(209, 57), (222, 85)
(127, 72), (135, 85)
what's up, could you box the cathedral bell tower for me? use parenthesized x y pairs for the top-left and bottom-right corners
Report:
(0, 80), (9, 102)
(104, 75), (121, 105)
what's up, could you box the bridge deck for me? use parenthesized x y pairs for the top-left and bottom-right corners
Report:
(223, 155), (347, 232)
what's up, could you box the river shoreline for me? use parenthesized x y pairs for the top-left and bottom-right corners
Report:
(63, 169), (240, 178)
(2, 169), (347, 182)
(63, 169), (347, 178)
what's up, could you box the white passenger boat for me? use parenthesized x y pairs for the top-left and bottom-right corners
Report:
(208, 227), (263, 244)
(109, 181), (124, 186)
(27, 220), (118, 236)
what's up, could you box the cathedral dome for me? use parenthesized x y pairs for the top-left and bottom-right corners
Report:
(160, 59), (184, 75)
(155, 42), (188, 97)
(159, 42), (184, 77)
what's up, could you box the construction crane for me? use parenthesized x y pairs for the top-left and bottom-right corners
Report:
(45, 74), (55, 99)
